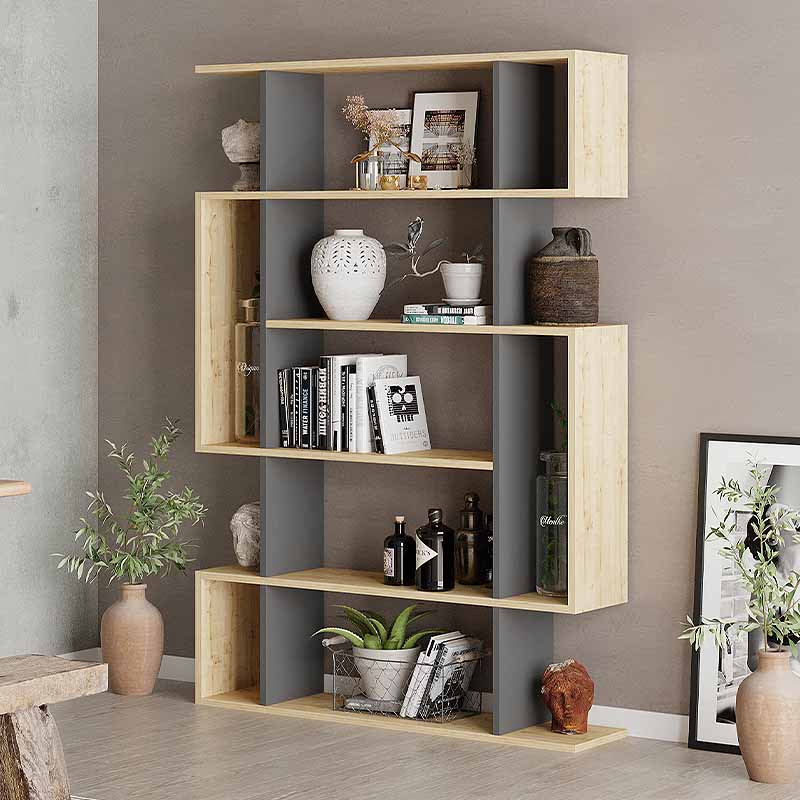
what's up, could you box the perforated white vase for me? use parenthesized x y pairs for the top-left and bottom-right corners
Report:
(311, 229), (386, 320)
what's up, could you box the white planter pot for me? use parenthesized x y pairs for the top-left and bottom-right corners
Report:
(311, 229), (386, 320)
(352, 645), (421, 701)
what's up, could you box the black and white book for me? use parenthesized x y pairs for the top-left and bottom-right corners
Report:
(366, 385), (384, 454)
(404, 304), (492, 316)
(400, 631), (464, 718)
(277, 369), (290, 447)
(311, 367), (319, 449)
(291, 368), (301, 447)
(324, 354), (380, 452)
(372, 376), (430, 455)
(299, 367), (312, 449)
(416, 636), (483, 720)
(355, 355), (407, 453)
(347, 368), (357, 452)
(401, 313), (491, 326)
(317, 365), (328, 450)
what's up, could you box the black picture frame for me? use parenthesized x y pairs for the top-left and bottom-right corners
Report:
(689, 432), (800, 753)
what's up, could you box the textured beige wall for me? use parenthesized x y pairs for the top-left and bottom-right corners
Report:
(98, 1), (800, 713)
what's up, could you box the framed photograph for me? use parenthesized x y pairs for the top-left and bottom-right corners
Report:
(408, 91), (478, 189)
(690, 433), (800, 752)
(368, 109), (412, 188)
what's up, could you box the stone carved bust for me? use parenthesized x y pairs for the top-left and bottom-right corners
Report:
(541, 658), (594, 734)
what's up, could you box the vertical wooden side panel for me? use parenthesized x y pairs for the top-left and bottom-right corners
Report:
(569, 51), (628, 198)
(195, 196), (259, 448)
(196, 576), (260, 700)
(568, 325), (628, 613)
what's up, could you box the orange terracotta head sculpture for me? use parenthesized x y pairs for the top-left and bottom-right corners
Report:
(541, 659), (594, 734)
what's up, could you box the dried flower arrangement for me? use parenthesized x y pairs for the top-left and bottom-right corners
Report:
(342, 95), (402, 144)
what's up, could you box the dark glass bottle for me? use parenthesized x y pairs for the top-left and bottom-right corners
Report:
(455, 492), (489, 585)
(383, 515), (415, 586)
(415, 508), (455, 592)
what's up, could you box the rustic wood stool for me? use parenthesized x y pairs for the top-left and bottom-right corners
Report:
(0, 655), (107, 800)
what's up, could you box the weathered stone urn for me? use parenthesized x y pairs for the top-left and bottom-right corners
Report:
(221, 119), (260, 191)
(736, 649), (800, 784)
(541, 658), (595, 734)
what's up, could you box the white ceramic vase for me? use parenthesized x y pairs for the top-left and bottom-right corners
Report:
(311, 229), (386, 320)
(352, 645), (421, 701)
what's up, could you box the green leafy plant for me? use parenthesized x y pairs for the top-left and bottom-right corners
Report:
(460, 242), (486, 264)
(680, 459), (800, 656)
(313, 604), (444, 650)
(550, 400), (568, 451)
(54, 418), (207, 586)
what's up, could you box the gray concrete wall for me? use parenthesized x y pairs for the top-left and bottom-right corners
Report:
(0, 1), (98, 655)
(98, 1), (800, 714)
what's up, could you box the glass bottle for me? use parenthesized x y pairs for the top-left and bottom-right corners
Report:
(535, 451), (568, 597)
(455, 492), (489, 585)
(415, 508), (455, 592)
(357, 151), (386, 191)
(234, 298), (260, 444)
(384, 515), (415, 586)
(485, 512), (493, 589)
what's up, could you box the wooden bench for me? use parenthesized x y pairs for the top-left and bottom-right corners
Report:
(0, 655), (107, 800)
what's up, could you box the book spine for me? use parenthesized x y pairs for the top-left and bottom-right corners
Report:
(300, 368), (311, 449)
(340, 365), (349, 452)
(311, 367), (319, 449)
(277, 369), (290, 448)
(317, 364), (328, 450)
(404, 304), (491, 316)
(347, 368), (356, 452)
(366, 385), (384, 453)
(401, 314), (489, 325)
(291, 368), (301, 447)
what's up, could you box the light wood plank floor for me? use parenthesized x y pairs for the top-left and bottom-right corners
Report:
(53, 681), (793, 800)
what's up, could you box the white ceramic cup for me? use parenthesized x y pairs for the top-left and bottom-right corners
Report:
(438, 261), (483, 300)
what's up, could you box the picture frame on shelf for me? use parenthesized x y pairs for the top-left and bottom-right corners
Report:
(408, 92), (478, 189)
(368, 109), (413, 188)
(689, 433), (800, 753)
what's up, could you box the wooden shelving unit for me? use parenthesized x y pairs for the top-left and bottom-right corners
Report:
(195, 49), (629, 750)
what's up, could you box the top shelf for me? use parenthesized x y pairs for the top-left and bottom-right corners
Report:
(194, 49), (614, 76)
(198, 189), (574, 200)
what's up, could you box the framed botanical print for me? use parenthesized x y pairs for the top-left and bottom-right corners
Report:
(690, 433), (800, 752)
(408, 91), (478, 189)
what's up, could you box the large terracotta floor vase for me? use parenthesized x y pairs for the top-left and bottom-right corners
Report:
(736, 649), (800, 784)
(101, 583), (164, 696)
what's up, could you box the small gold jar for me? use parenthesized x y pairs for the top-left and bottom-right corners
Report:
(379, 174), (401, 191)
(409, 174), (428, 190)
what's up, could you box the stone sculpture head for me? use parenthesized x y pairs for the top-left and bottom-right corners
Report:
(541, 658), (594, 734)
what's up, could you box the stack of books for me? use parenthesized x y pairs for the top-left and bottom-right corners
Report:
(401, 303), (493, 326)
(276, 354), (431, 455)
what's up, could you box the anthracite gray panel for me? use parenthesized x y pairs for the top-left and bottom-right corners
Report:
(493, 62), (556, 190)
(261, 586), (324, 705)
(492, 334), (553, 599)
(261, 72), (324, 191)
(493, 198), (553, 325)
(492, 607), (553, 734)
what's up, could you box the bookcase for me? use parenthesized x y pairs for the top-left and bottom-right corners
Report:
(195, 50), (629, 752)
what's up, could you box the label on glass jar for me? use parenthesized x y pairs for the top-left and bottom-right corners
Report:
(415, 534), (438, 570)
(383, 548), (395, 577)
(539, 514), (567, 527)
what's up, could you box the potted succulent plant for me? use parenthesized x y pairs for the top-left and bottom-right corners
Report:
(314, 604), (443, 701)
(54, 419), (206, 696)
(680, 459), (800, 784)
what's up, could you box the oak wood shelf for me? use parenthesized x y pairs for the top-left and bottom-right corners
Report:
(198, 688), (626, 753)
(0, 481), (31, 498)
(199, 564), (571, 612)
(266, 318), (626, 337)
(199, 188), (573, 200)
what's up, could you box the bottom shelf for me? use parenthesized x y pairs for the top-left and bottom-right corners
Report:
(199, 688), (626, 754)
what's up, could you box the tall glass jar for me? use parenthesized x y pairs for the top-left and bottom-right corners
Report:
(234, 298), (260, 444)
(357, 151), (386, 191)
(535, 451), (568, 597)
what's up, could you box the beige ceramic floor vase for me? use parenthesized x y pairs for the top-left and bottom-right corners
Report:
(736, 649), (800, 784)
(101, 583), (164, 696)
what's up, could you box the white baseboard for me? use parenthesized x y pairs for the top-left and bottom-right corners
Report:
(59, 651), (688, 743)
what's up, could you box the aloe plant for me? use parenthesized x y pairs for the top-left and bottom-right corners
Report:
(313, 604), (444, 650)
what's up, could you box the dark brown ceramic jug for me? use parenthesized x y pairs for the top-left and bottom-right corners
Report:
(527, 227), (598, 324)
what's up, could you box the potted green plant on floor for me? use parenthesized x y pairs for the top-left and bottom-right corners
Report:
(55, 418), (206, 696)
(681, 459), (800, 784)
(314, 604), (443, 701)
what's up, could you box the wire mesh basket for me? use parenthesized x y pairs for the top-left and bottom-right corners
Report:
(323, 636), (486, 724)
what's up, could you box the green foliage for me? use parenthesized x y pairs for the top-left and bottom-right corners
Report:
(312, 604), (445, 650)
(680, 459), (800, 657)
(550, 400), (568, 451)
(53, 418), (206, 586)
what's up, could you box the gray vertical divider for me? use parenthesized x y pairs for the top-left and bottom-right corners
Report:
(491, 59), (558, 735)
(260, 71), (327, 705)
